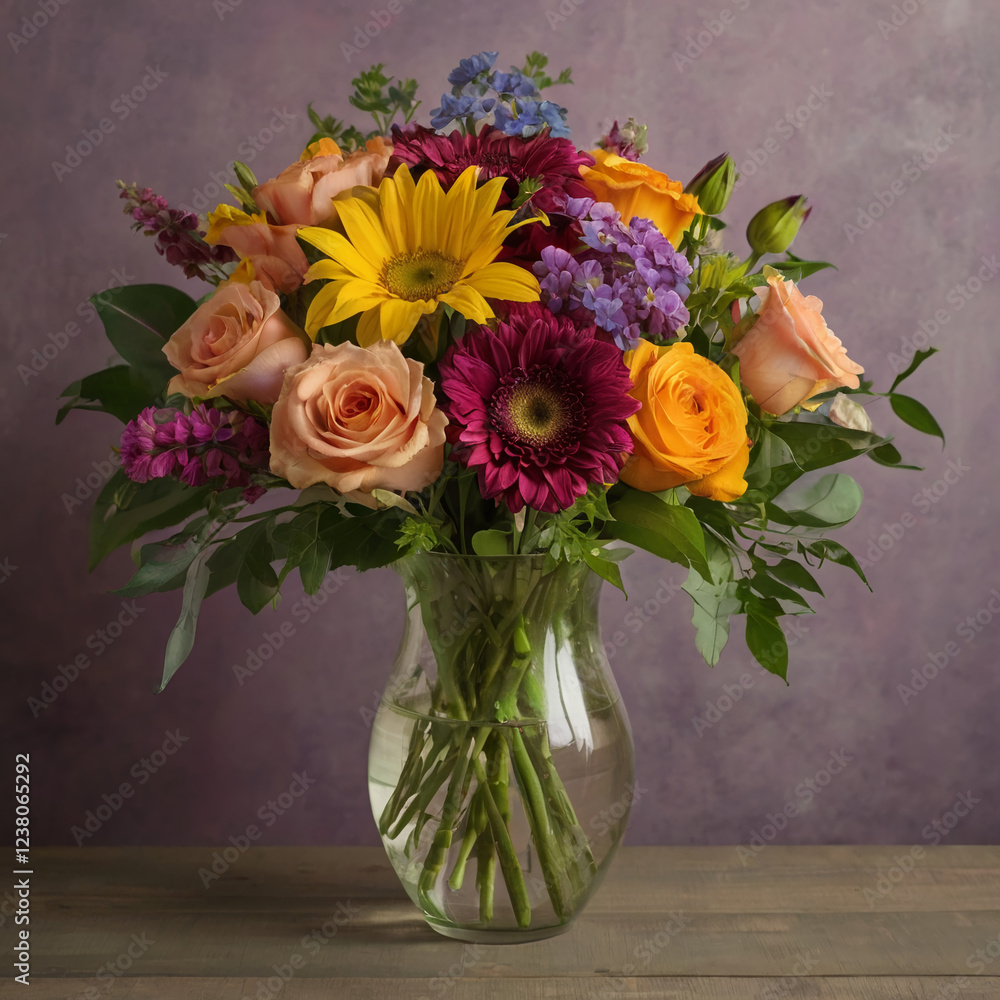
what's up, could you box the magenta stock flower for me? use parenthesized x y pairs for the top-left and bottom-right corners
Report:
(121, 404), (270, 501)
(118, 182), (236, 282)
(438, 302), (639, 513)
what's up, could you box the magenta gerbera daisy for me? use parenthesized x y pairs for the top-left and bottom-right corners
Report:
(438, 302), (640, 513)
(389, 123), (594, 214)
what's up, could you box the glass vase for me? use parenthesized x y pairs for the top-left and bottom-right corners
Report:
(367, 552), (635, 943)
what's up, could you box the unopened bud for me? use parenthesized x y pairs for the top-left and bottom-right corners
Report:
(684, 153), (735, 215)
(746, 195), (811, 254)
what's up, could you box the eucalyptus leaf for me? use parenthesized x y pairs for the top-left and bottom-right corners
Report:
(157, 549), (211, 693)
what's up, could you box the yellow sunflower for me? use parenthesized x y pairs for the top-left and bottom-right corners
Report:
(297, 164), (541, 347)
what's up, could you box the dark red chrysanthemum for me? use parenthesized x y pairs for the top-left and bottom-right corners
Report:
(389, 123), (594, 214)
(438, 302), (640, 513)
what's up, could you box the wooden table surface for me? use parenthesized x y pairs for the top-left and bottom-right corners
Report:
(5, 845), (1000, 998)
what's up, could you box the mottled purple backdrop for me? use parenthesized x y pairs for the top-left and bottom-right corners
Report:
(2, 0), (998, 849)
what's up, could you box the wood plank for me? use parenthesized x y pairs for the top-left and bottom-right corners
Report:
(13, 846), (999, 981)
(2, 977), (999, 1000)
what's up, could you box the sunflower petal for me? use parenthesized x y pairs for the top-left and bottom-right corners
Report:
(463, 262), (541, 302)
(379, 297), (431, 344)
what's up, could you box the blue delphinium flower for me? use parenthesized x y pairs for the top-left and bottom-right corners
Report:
(429, 94), (497, 130)
(490, 70), (537, 98)
(447, 51), (499, 88)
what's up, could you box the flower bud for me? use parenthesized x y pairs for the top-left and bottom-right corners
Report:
(746, 195), (811, 254)
(684, 153), (735, 215)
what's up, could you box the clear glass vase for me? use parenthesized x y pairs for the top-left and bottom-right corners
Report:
(368, 552), (635, 943)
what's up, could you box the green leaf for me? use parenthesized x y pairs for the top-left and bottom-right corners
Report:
(581, 546), (626, 593)
(114, 538), (202, 597)
(868, 442), (922, 470)
(890, 393), (945, 444)
(275, 506), (335, 594)
(745, 604), (788, 681)
(890, 348), (938, 393)
(767, 255), (837, 281)
(471, 529), (510, 557)
(769, 558), (824, 596)
(92, 284), (197, 392)
(57, 365), (154, 425)
(235, 523), (279, 613)
(89, 470), (212, 570)
(682, 537), (740, 667)
(157, 549), (211, 693)
(606, 490), (711, 580)
(800, 539), (871, 591)
(745, 427), (797, 490)
(768, 473), (863, 528)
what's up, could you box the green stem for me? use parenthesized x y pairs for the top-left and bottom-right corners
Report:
(472, 756), (531, 928)
(507, 727), (568, 921)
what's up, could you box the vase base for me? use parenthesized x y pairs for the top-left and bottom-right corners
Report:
(424, 916), (575, 944)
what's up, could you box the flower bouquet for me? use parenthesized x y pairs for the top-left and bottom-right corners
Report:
(62, 50), (941, 940)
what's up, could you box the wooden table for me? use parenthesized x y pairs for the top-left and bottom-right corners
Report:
(6, 846), (999, 998)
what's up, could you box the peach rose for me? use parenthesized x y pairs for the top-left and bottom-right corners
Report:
(731, 275), (864, 415)
(621, 340), (749, 501)
(163, 280), (309, 405)
(204, 206), (307, 294)
(580, 149), (702, 246)
(253, 137), (393, 227)
(269, 340), (447, 495)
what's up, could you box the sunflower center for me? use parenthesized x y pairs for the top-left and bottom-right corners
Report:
(381, 249), (464, 301)
(491, 365), (586, 453)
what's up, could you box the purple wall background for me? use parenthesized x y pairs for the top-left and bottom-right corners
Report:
(2, 0), (998, 849)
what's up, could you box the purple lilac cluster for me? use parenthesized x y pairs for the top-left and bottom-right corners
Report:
(430, 51), (570, 139)
(121, 404), (269, 502)
(533, 198), (693, 350)
(118, 182), (236, 282)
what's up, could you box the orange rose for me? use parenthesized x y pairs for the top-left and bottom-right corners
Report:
(269, 341), (447, 495)
(252, 137), (392, 227)
(730, 275), (864, 415)
(580, 149), (702, 246)
(163, 281), (309, 405)
(204, 206), (308, 294)
(622, 340), (749, 501)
